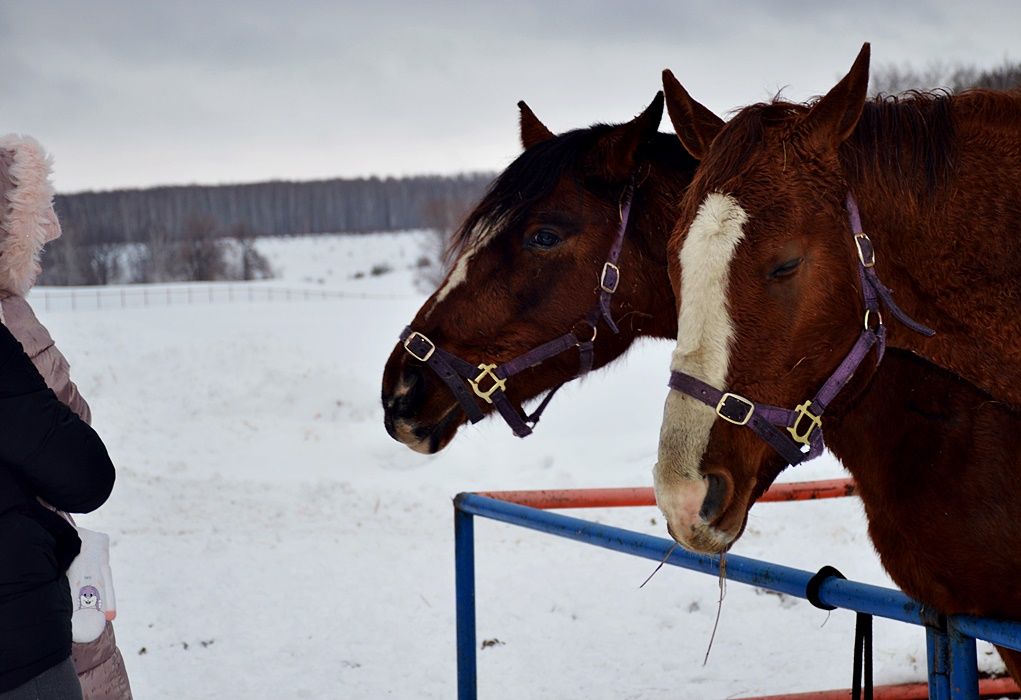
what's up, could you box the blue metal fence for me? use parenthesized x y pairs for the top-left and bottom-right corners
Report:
(453, 492), (1021, 699)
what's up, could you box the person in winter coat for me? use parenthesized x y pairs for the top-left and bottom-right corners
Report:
(0, 135), (132, 699)
(0, 320), (114, 698)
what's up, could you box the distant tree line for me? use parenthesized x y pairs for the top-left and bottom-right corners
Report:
(870, 59), (1021, 95)
(41, 173), (493, 286)
(52, 173), (494, 246)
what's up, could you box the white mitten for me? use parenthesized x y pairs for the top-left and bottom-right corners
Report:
(67, 527), (117, 644)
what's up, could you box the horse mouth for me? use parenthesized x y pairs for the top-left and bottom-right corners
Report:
(667, 519), (735, 555)
(390, 403), (463, 454)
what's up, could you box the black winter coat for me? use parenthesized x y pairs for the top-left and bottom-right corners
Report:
(0, 323), (115, 692)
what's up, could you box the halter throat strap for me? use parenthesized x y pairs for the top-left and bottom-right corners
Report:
(667, 191), (935, 466)
(399, 178), (636, 438)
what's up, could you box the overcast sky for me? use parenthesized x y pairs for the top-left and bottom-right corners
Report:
(1, 1), (1018, 192)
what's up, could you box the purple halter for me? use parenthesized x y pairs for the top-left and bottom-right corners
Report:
(668, 192), (936, 466)
(399, 180), (635, 438)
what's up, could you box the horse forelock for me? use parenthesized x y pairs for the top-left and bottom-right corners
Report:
(444, 126), (614, 260)
(424, 127), (619, 315)
(657, 193), (748, 487)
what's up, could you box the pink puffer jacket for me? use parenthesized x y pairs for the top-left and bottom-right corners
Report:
(0, 135), (133, 700)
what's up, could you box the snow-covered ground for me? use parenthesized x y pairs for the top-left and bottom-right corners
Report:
(30, 231), (1003, 699)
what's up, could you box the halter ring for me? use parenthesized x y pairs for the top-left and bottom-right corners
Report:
(864, 309), (883, 331)
(573, 321), (598, 345)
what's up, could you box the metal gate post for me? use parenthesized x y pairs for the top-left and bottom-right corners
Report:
(454, 503), (477, 700)
(946, 620), (979, 700)
(927, 626), (952, 700)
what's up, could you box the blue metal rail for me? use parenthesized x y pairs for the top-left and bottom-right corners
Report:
(453, 492), (1021, 700)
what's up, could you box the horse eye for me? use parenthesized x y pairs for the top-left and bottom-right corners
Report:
(769, 257), (803, 279)
(527, 228), (562, 249)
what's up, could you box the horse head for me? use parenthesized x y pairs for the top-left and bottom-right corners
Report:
(655, 45), (880, 553)
(382, 94), (689, 453)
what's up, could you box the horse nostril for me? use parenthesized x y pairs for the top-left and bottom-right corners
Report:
(385, 364), (426, 421)
(699, 473), (729, 523)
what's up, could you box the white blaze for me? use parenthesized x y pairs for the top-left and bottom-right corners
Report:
(425, 220), (500, 316)
(654, 194), (747, 529)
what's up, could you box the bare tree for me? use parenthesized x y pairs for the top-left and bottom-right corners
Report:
(38, 225), (86, 286)
(132, 223), (180, 283)
(415, 193), (478, 292)
(968, 61), (1021, 90)
(229, 223), (274, 281)
(177, 215), (228, 281)
(871, 60), (1021, 95)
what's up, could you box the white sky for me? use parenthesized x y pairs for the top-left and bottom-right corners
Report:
(2, 0), (1018, 193)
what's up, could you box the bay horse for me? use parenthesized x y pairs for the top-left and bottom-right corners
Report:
(381, 93), (694, 453)
(383, 94), (1021, 680)
(655, 48), (1021, 678)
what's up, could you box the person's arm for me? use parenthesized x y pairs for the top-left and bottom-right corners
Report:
(0, 295), (93, 423)
(0, 323), (114, 513)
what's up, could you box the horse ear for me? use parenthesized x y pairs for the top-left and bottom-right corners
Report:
(803, 43), (871, 148)
(596, 91), (664, 179)
(662, 69), (722, 160)
(518, 101), (555, 149)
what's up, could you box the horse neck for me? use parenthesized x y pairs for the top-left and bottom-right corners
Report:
(624, 144), (694, 341)
(838, 113), (1021, 407)
(823, 347), (1021, 619)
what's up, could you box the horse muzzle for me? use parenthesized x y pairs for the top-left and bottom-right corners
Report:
(654, 469), (737, 554)
(382, 360), (462, 453)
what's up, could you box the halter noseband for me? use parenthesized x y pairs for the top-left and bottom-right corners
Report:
(668, 192), (936, 466)
(399, 179), (636, 438)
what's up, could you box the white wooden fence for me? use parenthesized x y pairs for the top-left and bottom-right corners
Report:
(29, 284), (412, 312)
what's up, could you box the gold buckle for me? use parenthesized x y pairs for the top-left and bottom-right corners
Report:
(403, 331), (435, 362)
(854, 233), (875, 268)
(469, 363), (507, 404)
(715, 392), (754, 426)
(787, 401), (822, 446)
(600, 262), (620, 293)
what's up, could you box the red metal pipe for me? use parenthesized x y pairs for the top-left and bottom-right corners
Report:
(735, 676), (1019, 699)
(478, 478), (857, 510)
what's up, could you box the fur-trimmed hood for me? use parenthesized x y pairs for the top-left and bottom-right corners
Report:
(0, 135), (61, 296)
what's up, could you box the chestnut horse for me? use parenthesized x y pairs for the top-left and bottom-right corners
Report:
(655, 49), (1021, 677)
(381, 94), (693, 452)
(383, 96), (1021, 679)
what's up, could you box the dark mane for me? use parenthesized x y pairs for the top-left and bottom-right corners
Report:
(446, 125), (614, 262)
(841, 91), (957, 196)
(704, 89), (1021, 201)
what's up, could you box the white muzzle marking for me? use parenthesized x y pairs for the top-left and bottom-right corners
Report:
(654, 193), (748, 549)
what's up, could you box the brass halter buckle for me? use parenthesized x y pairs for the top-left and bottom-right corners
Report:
(715, 392), (754, 426)
(403, 331), (436, 362)
(599, 262), (620, 294)
(787, 401), (822, 447)
(854, 233), (876, 268)
(469, 363), (507, 404)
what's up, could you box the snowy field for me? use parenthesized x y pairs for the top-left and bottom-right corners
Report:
(30, 231), (1003, 699)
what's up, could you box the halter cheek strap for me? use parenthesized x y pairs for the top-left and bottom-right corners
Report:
(668, 191), (935, 467)
(398, 179), (635, 438)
